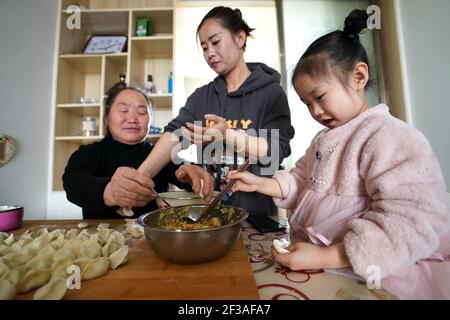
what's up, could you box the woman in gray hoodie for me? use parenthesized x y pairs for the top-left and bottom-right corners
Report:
(137, 6), (295, 216)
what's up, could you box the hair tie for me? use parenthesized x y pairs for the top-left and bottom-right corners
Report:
(234, 8), (242, 18)
(344, 31), (359, 41)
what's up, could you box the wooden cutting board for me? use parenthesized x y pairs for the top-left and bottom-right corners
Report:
(13, 220), (260, 300)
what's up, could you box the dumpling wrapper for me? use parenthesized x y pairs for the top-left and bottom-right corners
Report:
(33, 277), (67, 300)
(17, 268), (51, 293)
(109, 245), (128, 269)
(82, 257), (109, 280)
(273, 239), (290, 254)
(0, 279), (16, 300)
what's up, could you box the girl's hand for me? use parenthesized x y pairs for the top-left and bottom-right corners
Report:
(272, 242), (326, 271)
(273, 242), (351, 270)
(181, 114), (228, 145)
(227, 171), (263, 193)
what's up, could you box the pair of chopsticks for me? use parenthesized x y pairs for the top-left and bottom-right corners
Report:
(197, 158), (251, 223)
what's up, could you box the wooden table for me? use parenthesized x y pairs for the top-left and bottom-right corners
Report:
(13, 220), (259, 300)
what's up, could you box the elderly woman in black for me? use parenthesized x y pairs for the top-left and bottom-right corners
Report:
(63, 83), (213, 219)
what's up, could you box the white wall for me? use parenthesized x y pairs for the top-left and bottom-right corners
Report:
(282, 0), (377, 164)
(0, 0), (57, 219)
(397, 0), (450, 188)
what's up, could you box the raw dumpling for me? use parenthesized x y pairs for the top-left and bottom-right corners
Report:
(109, 245), (128, 269)
(47, 229), (65, 242)
(77, 222), (90, 229)
(0, 279), (16, 300)
(0, 262), (9, 278)
(118, 207), (134, 217)
(77, 229), (91, 241)
(101, 238), (121, 257)
(33, 277), (67, 300)
(26, 255), (52, 270)
(273, 238), (290, 254)
(50, 260), (74, 281)
(17, 268), (51, 293)
(38, 244), (57, 259)
(79, 240), (101, 259)
(0, 232), (9, 242)
(3, 265), (30, 287)
(0, 244), (12, 256)
(65, 229), (79, 239)
(110, 231), (125, 247)
(97, 223), (110, 230)
(4, 234), (15, 246)
(73, 257), (93, 274)
(82, 257), (109, 280)
(36, 228), (49, 237)
(52, 247), (75, 266)
(98, 229), (113, 245)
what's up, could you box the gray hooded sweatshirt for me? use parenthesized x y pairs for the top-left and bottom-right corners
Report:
(165, 62), (295, 215)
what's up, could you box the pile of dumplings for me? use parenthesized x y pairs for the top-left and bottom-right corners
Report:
(0, 223), (129, 300)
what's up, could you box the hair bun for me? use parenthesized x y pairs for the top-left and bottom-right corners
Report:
(234, 8), (242, 18)
(343, 9), (369, 40)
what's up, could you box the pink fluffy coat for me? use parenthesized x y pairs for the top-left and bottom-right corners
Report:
(273, 104), (450, 299)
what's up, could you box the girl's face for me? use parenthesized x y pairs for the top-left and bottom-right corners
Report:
(294, 72), (368, 129)
(198, 19), (245, 76)
(106, 89), (150, 145)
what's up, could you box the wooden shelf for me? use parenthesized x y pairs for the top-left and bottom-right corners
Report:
(59, 53), (127, 58)
(61, 0), (174, 10)
(57, 104), (101, 116)
(53, 0), (175, 192)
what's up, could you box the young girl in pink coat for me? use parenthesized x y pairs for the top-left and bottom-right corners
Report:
(229, 10), (450, 299)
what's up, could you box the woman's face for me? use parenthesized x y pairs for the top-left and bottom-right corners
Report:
(198, 18), (245, 76)
(106, 89), (150, 145)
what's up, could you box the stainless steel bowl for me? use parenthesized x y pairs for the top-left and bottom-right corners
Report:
(137, 204), (249, 264)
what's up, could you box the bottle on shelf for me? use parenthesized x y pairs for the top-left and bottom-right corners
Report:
(168, 71), (173, 94)
(145, 74), (156, 94)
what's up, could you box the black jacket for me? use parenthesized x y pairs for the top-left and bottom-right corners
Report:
(165, 63), (295, 215)
(62, 135), (190, 219)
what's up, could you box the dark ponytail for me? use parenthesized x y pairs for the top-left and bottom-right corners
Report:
(197, 6), (255, 50)
(292, 9), (374, 89)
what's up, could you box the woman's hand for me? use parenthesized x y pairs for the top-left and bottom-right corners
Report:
(103, 167), (155, 208)
(181, 114), (228, 145)
(273, 242), (351, 270)
(175, 165), (215, 202)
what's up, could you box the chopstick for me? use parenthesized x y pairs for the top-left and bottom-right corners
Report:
(197, 158), (251, 223)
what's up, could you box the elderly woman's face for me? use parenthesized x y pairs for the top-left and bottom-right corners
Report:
(106, 89), (150, 145)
